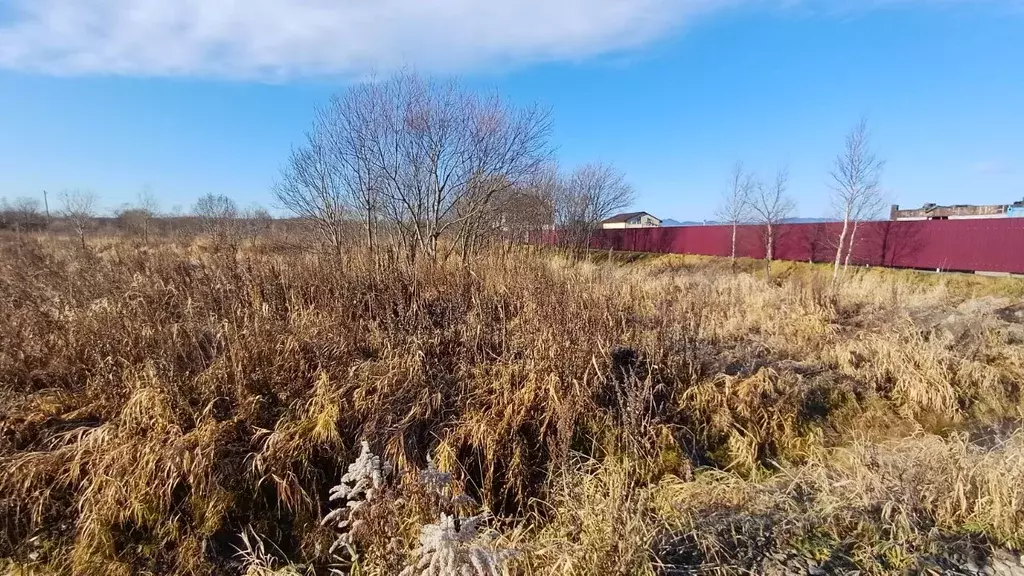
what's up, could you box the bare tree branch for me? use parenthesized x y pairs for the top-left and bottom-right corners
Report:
(192, 193), (241, 252)
(1, 196), (46, 235)
(118, 187), (161, 244)
(553, 162), (635, 255)
(242, 205), (273, 246)
(749, 168), (795, 277)
(273, 120), (348, 253)
(279, 71), (553, 262)
(830, 117), (885, 280)
(716, 162), (755, 266)
(59, 190), (99, 249)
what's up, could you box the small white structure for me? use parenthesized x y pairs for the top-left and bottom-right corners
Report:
(601, 212), (661, 229)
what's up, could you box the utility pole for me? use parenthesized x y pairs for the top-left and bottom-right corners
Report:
(42, 190), (50, 223)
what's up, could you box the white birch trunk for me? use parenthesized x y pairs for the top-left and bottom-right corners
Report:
(833, 215), (850, 282)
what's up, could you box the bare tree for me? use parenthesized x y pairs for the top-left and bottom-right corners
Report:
(59, 190), (99, 249)
(445, 168), (559, 260)
(515, 163), (561, 248)
(116, 207), (147, 238)
(843, 186), (887, 270)
(830, 118), (885, 281)
(192, 193), (240, 252)
(749, 168), (795, 277)
(137, 187), (160, 243)
(273, 120), (349, 253)
(320, 87), (385, 253)
(489, 185), (555, 254)
(242, 205), (273, 246)
(2, 196), (46, 235)
(118, 188), (161, 244)
(553, 162), (635, 255)
(716, 162), (754, 266)
(289, 71), (553, 262)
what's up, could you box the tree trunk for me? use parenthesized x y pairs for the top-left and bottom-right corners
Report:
(730, 222), (738, 268)
(364, 211), (374, 255)
(833, 215), (850, 283)
(325, 224), (342, 255)
(765, 225), (773, 278)
(407, 239), (418, 266)
(459, 227), (472, 262)
(425, 232), (439, 263)
(843, 220), (860, 270)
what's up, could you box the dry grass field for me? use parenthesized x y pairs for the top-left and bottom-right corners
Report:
(2, 234), (1024, 575)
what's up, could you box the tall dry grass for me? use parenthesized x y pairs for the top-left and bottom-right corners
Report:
(1, 235), (1023, 575)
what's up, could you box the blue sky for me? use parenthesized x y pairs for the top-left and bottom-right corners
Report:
(0, 1), (1021, 220)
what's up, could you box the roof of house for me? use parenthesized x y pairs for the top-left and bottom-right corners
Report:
(601, 211), (659, 224)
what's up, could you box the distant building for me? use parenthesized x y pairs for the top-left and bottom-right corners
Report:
(890, 200), (1024, 221)
(601, 211), (662, 229)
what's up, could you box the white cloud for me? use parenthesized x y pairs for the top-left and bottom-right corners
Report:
(0, 0), (740, 79)
(0, 0), (1015, 79)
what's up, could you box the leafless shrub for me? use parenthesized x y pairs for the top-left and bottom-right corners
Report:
(273, 121), (350, 253)
(192, 192), (241, 252)
(553, 162), (635, 255)
(116, 188), (160, 244)
(0, 196), (47, 235)
(277, 71), (553, 262)
(58, 189), (98, 249)
(242, 206), (274, 246)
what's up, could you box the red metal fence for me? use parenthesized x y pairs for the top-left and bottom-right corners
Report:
(591, 218), (1024, 274)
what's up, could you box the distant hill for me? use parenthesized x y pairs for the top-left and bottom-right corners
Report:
(783, 217), (831, 224)
(661, 218), (710, 226)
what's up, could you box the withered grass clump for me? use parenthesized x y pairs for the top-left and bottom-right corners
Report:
(1, 235), (1023, 575)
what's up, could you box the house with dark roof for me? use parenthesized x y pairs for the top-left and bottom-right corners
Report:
(601, 211), (661, 229)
